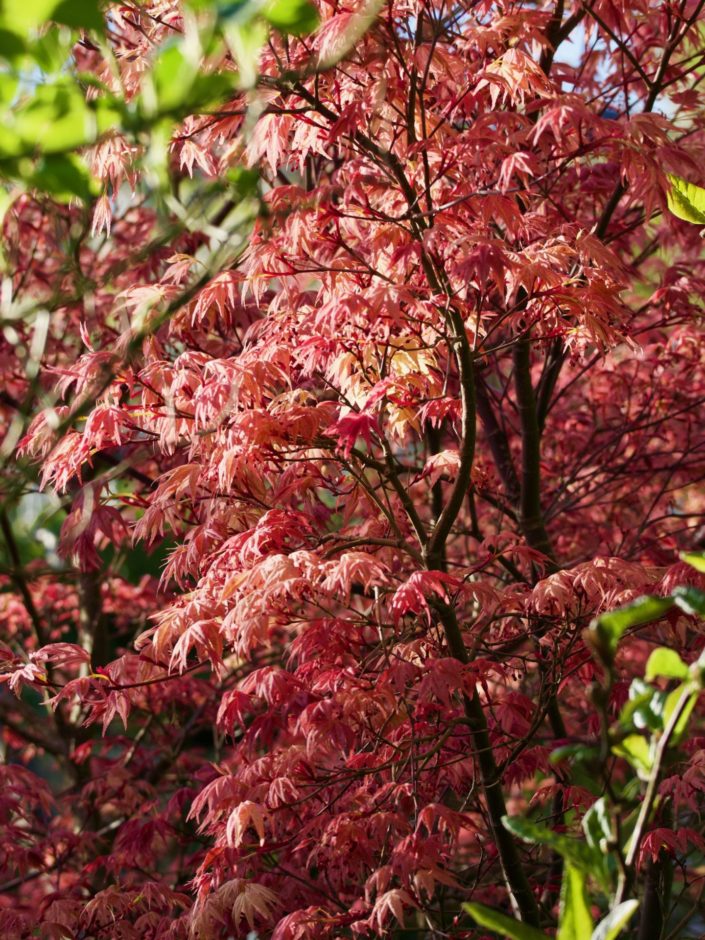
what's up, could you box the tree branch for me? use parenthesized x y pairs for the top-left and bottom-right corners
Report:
(513, 339), (556, 569)
(433, 598), (542, 927)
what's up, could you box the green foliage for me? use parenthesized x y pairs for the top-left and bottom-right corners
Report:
(666, 174), (705, 225)
(503, 815), (610, 890)
(611, 733), (653, 779)
(0, 0), (319, 206)
(672, 584), (705, 616)
(141, 42), (237, 119)
(468, 582), (705, 939)
(582, 798), (613, 855)
(263, 0), (319, 34)
(663, 684), (698, 744)
(590, 902), (639, 940)
(645, 647), (688, 681)
(464, 903), (548, 940)
(466, 870), (638, 940)
(223, 17), (269, 88)
(28, 152), (100, 203)
(557, 865), (593, 940)
(587, 595), (674, 667)
(680, 551), (705, 573)
(0, 0), (103, 44)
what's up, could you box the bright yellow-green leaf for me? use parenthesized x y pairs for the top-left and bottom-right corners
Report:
(666, 174), (705, 225)
(0, 0), (103, 36)
(663, 684), (698, 744)
(681, 551), (705, 573)
(645, 648), (689, 682)
(0, 0), (60, 34)
(558, 864), (593, 940)
(612, 734), (652, 779)
(149, 44), (201, 115)
(0, 82), (96, 160)
(264, 0), (320, 35)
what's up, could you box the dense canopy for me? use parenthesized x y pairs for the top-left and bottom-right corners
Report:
(2, 0), (705, 937)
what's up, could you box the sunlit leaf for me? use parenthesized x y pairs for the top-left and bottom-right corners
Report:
(666, 174), (705, 225)
(0, 0), (103, 36)
(264, 0), (319, 34)
(557, 864), (593, 940)
(0, 82), (94, 160)
(591, 901), (639, 940)
(582, 798), (613, 853)
(51, 0), (104, 31)
(645, 648), (689, 682)
(225, 17), (268, 88)
(680, 551), (705, 573)
(662, 684), (698, 744)
(612, 734), (652, 779)
(149, 44), (201, 115)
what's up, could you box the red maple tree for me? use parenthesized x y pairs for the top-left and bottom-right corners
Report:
(2, 0), (705, 937)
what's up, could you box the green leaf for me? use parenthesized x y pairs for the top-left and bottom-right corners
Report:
(93, 95), (124, 137)
(188, 0), (255, 14)
(226, 165), (259, 197)
(557, 864), (593, 940)
(666, 174), (705, 225)
(0, 72), (18, 107)
(189, 71), (237, 109)
(0, 0), (103, 36)
(141, 43), (237, 119)
(0, 0), (57, 34)
(692, 647), (705, 687)
(0, 27), (26, 58)
(50, 0), (104, 31)
(591, 901), (639, 940)
(645, 648), (689, 681)
(29, 152), (99, 202)
(680, 551), (705, 573)
(31, 25), (75, 72)
(149, 43), (201, 115)
(582, 798), (612, 853)
(502, 817), (604, 883)
(673, 585), (705, 617)
(0, 82), (96, 160)
(663, 683), (698, 744)
(264, 0), (319, 34)
(464, 903), (548, 940)
(588, 596), (674, 665)
(619, 685), (665, 735)
(225, 17), (268, 88)
(612, 734), (652, 779)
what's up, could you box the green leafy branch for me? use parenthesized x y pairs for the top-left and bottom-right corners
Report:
(0, 0), (321, 209)
(464, 551), (705, 939)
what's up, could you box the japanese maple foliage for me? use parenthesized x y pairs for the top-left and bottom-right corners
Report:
(3, 0), (705, 937)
